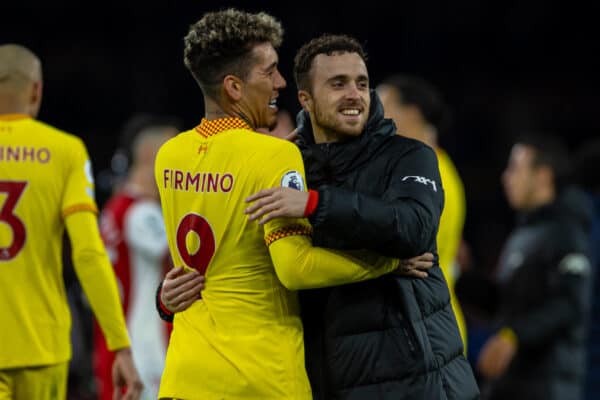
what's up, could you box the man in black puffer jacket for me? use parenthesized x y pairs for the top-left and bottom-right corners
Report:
(246, 35), (479, 399)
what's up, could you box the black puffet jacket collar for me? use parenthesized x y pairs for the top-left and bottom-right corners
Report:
(295, 90), (396, 188)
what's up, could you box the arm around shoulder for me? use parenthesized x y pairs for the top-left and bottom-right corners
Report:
(269, 233), (399, 290)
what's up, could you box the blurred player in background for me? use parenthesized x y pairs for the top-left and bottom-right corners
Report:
(0, 44), (142, 399)
(93, 114), (180, 400)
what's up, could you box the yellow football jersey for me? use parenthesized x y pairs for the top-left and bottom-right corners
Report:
(436, 147), (467, 347)
(156, 118), (311, 399)
(0, 114), (128, 368)
(156, 118), (399, 400)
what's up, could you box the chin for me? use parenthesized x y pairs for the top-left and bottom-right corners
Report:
(340, 125), (364, 137)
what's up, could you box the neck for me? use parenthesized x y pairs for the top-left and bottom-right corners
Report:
(204, 96), (254, 129)
(408, 124), (436, 148)
(535, 186), (555, 208)
(423, 125), (438, 148)
(313, 128), (344, 144)
(0, 97), (29, 116)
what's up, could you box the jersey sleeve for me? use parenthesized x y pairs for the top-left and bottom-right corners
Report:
(124, 201), (169, 260)
(261, 142), (312, 242)
(268, 235), (399, 290)
(259, 142), (399, 290)
(65, 211), (130, 350)
(61, 138), (98, 217)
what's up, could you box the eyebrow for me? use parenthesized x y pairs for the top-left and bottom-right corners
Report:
(327, 74), (369, 82)
(263, 61), (278, 72)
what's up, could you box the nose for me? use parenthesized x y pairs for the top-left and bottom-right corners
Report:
(345, 82), (361, 99)
(274, 69), (286, 90)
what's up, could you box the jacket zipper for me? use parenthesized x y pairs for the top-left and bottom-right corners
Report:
(393, 297), (417, 357)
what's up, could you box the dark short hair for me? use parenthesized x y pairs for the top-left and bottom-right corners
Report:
(184, 8), (283, 99)
(379, 75), (449, 133)
(516, 132), (572, 189)
(293, 34), (367, 92)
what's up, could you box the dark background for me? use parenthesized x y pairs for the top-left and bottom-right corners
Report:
(3, 0), (599, 273)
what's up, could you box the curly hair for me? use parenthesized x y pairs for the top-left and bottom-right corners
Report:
(184, 9), (283, 99)
(293, 34), (367, 92)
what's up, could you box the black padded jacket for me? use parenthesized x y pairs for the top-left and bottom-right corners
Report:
(296, 91), (479, 400)
(485, 187), (593, 400)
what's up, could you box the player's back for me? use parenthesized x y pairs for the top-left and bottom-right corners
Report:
(0, 115), (97, 368)
(155, 119), (312, 399)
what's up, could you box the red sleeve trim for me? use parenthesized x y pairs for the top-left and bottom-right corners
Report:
(303, 189), (319, 217)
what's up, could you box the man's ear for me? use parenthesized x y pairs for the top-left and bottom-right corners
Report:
(28, 80), (43, 117)
(298, 90), (312, 112)
(223, 75), (243, 102)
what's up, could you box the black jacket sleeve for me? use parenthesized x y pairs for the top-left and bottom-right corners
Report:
(309, 145), (444, 259)
(506, 250), (592, 348)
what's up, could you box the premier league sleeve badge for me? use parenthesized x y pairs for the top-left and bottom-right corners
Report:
(281, 171), (305, 191)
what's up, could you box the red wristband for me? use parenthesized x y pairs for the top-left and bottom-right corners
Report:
(303, 189), (319, 217)
(159, 287), (174, 316)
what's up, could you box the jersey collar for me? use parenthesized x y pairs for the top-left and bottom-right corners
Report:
(195, 117), (251, 138)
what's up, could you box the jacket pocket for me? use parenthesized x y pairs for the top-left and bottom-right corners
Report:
(370, 325), (420, 383)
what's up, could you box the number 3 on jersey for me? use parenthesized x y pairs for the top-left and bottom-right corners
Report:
(176, 213), (215, 274)
(0, 181), (28, 261)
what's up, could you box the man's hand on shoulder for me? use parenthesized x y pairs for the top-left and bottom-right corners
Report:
(245, 187), (309, 224)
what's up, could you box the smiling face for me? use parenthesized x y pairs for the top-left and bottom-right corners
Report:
(300, 51), (370, 143)
(237, 42), (287, 130)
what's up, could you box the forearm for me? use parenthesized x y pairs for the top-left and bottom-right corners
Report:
(270, 234), (398, 290)
(310, 186), (436, 258)
(65, 212), (130, 350)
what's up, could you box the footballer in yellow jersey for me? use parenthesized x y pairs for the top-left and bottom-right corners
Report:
(0, 43), (141, 400)
(0, 115), (131, 367)
(155, 118), (399, 400)
(435, 148), (467, 346)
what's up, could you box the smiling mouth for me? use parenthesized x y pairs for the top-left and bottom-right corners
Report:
(340, 108), (361, 116)
(269, 98), (278, 109)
